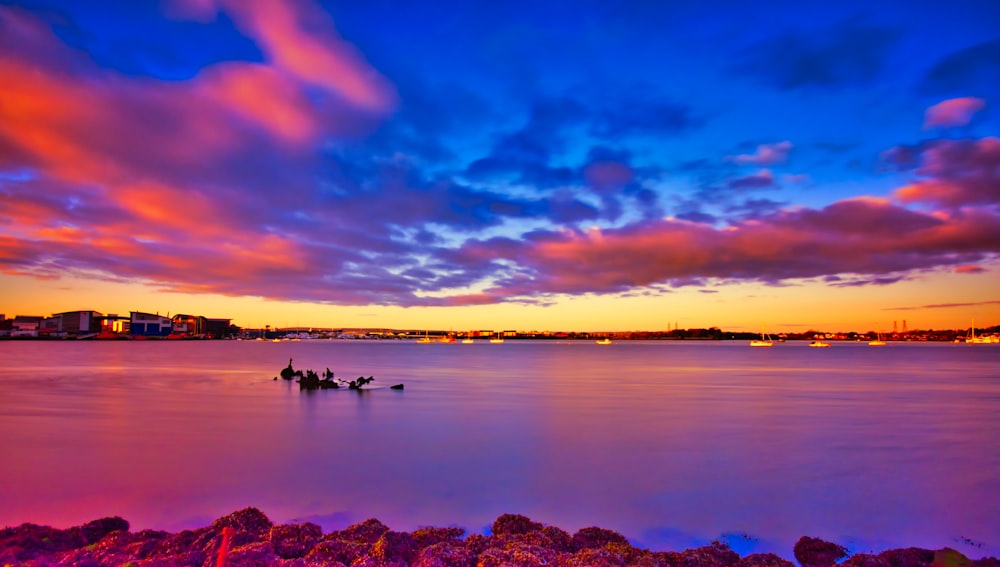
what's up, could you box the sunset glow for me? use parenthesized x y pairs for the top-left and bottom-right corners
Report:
(1, 1), (998, 331)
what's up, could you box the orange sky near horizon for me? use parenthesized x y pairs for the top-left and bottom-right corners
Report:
(2, 268), (997, 333)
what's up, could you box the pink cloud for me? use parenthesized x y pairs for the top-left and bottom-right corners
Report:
(955, 265), (985, 274)
(923, 97), (986, 129)
(727, 141), (792, 165)
(448, 198), (1000, 302)
(893, 137), (1000, 207)
(2, 5), (999, 309)
(175, 0), (397, 113)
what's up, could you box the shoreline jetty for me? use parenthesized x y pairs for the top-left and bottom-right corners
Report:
(1, 508), (995, 566)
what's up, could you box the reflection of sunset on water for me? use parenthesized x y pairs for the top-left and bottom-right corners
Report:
(1, 341), (997, 558)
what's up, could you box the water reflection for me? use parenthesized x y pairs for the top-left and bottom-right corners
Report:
(0, 341), (997, 558)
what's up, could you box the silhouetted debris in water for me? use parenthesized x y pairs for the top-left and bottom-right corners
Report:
(2, 509), (997, 567)
(794, 536), (849, 567)
(280, 358), (302, 380)
(348, 376), (375, 389)
(278, 361), (398, 391)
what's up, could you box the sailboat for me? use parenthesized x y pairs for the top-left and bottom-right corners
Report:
(416, 330), (432, 344)
(749, 326), (773, 347)
(967, 319), (998, 344)
(868, 328), (886, 346)
(462, 332), (474, 344)
(489, 331), (504, 344)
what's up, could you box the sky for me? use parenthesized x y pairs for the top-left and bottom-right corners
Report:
(1, 0), (999, 332)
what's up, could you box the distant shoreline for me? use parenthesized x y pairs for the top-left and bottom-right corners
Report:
(0, 334), (993, 343)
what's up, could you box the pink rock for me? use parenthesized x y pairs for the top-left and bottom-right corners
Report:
(269, 522), (322, 559)
(351, 556), (408, 567)
(411, 526), (466, 550)
(329, 519), (390, 545)
(477, 543), (563, 567)
(560, 546), (626, 567)
(220, 540), (278, 566)
(209, 508), (273, 539)
(877, 547), (934, 567)
(671, 541), (740, 567)
(368, 530), (417, 563)
(306, 539), (368, 565)
(79, 517), (130, 545)
(412, 541), (475, 567)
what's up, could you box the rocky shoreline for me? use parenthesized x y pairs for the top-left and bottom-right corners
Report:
(1, 508), (996, 567)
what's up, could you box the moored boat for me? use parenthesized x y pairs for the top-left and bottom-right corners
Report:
(750, 326), (773, 347)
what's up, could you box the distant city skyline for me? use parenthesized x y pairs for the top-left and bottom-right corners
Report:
(1, 0), (998, 332)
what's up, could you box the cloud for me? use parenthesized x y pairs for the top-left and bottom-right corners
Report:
(0, 3), (395, 190)
(920, 39), (1000, 97)
(449, 197), (1000, 301)
(724, 198), (787, 221)
(892, 137), (1000, 207)
(591, 97), (703, 138)
(727, 170), (775, 190)
(954, 265), (986, 274)
(463, 96), (587, 186)
(923, 97), (986, 129)
(727, 141), (793, 165)
(2, 4), (999, 309)
(884, 300), (1000, 311)
(733, 19), (898, 90)
(173, 0), (397, 112)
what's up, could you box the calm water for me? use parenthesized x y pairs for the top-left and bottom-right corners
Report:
(1, 340), (998, 558)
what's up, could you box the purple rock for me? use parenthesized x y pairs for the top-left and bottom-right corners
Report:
(268, 522), (322, 559)
(793, 536), (849, 567)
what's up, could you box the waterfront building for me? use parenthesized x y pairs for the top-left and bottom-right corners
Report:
(130, 311), (172, 337)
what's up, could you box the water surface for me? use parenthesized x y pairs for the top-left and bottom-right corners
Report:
(1, 340), (997, 558)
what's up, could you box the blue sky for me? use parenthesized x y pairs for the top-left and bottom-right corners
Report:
(1, 0), (998, 330)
